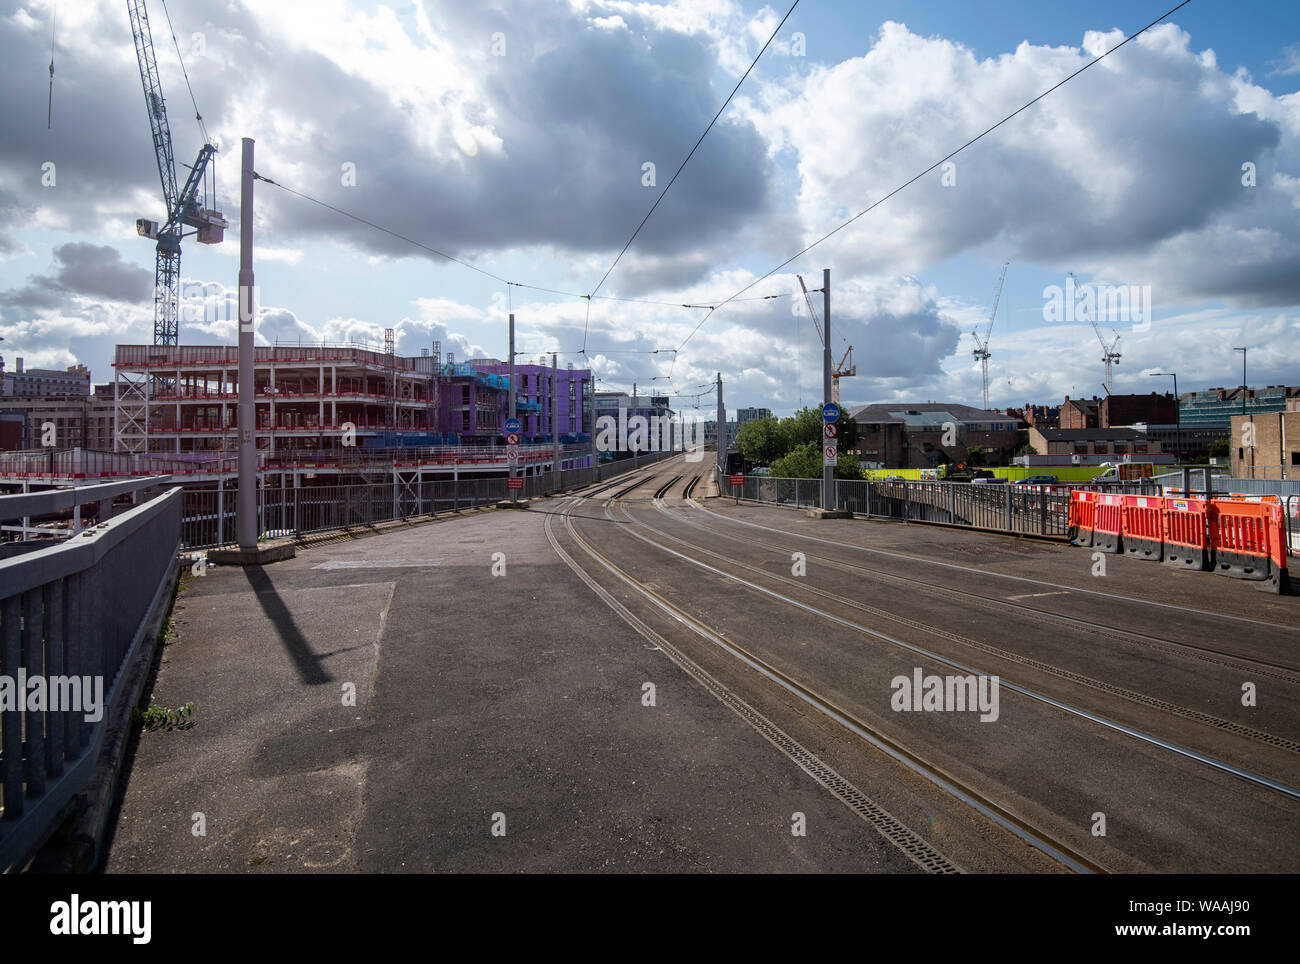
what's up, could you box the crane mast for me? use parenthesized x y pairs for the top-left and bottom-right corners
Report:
(972, 262), (1008, 411)
(127, 0), (226, 348)
(797, 274), (855, 405)
(1069, 272), (1121, 392)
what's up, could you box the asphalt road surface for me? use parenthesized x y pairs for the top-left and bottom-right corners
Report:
(106, 455), (1300, 873)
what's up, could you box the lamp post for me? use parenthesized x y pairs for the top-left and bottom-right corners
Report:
(1148, 371), (1179, 463)
(1233, 346), (1251, 476)
(1233, 347), (1247, 415)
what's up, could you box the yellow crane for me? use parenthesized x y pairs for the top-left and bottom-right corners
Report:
(797, 274), (855, 405)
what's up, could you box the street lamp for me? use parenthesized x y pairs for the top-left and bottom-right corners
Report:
(1233, 346), (1251, 476)
(1148, 371), (1179, 463)
(1233, 347), (1247, 415)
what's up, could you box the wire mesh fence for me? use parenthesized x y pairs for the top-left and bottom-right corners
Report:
(722, 472), (1073, 538)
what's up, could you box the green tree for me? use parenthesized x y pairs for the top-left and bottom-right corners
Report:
(769, 440), (865, 480)
(777, 406), (859, 453)
(1015, 443), (1038, 456)
(736, 417), (783, 465)
(965, 446), (986, 467)
(1208, 439), (1229, 459)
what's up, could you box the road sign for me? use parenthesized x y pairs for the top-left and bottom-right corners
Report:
(507, 478), (524, 490)
(822, 402), (840, 423)
(823, 422), (837, 440)
(824, 444), (838, 466)
(504, 417), (521, 434)
(506, 432), (519, 446)
(506, 450), (519, 466)
(729, 474), (744, 486)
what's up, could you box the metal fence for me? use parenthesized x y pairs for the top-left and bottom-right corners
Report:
(0, 480), (181, 872)
(178, 449), (678, 549)
(722, 472), (1073, 538)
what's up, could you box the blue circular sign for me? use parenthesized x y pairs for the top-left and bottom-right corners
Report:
(504, 417), (521, 434)
(822, 403), (840, 422)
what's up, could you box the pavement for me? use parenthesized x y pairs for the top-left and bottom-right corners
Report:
(104, 501), (923, 873)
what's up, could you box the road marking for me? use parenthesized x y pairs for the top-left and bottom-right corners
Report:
(312, 559), (440, 570)
(1005, 591), (1071, 601)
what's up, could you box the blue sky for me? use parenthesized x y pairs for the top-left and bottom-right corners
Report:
(1, 0), (1297, 416)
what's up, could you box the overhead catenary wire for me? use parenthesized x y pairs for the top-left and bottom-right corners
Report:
(46, 6), (55, 129)
(255, 174), (512, 285)
(583, 0), (801, 315)
(160, 0), (208, 144)
(255, 174), (786, 317)
(671, 0), (1195, 358)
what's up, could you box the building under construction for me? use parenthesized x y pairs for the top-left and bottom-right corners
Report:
(113, 342), (442, 456)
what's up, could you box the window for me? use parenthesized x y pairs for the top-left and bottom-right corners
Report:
(1292, 452), (1300, 466)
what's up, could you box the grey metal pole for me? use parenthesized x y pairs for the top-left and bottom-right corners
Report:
(237, 137), (257, 551)
(1172, 372), (1180, 465)
(716, 371), (724, 479)
(551, 352), (558, 492)
(822, 267), (833, 510)
(509, 313), (516, 503)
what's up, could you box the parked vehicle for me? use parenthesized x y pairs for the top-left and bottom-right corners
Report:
(1091, 463), (1154, 484)
(1014, 474), (1058, 485)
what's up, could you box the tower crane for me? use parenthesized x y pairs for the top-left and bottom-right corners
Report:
(971, 261), (1008, 411)
(1070, 271), (1121, 392)
(127, 0), (226, 347)
(797, 274), (855, 405)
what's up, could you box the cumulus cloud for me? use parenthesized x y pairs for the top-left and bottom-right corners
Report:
(0, 242), (152, 312)
(0, 3), (1296, 415)
(741, 22), (1298, 306)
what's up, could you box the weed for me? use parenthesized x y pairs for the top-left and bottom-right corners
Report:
(135, 700), (196, 730)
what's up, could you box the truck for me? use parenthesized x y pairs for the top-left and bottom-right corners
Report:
(1091, 462), (1155, 484)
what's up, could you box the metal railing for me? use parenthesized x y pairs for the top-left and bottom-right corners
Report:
(722, 472), (1073, 538)
(178, 449), (679, 549)
(0, 481), (181, 872)
(0, 444), (595, 480)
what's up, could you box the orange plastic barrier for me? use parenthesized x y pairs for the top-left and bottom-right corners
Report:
(1068, 490), (1097, 546)
(1122, 495), (1164, 561)
(1162, 497), (1211, 571)
(1209, 500), (1290, 594)
(1093, 493), (1124, 554)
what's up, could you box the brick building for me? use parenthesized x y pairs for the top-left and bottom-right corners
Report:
(1229, 405), (1300, 479)
(1060, 393), (1176, 430)
(849, 403), (1024, 468)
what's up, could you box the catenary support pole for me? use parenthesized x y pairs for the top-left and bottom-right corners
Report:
(716, 371), (725, 479)
(822, 267), (833, 511)
(551, 352), (559, 492)
(509, 313), (516, 503)
(237, 137), (257, 551)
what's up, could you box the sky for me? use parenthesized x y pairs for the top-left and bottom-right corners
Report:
(0, 0), (1297, 419)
